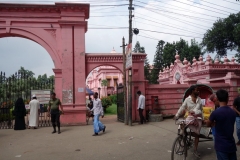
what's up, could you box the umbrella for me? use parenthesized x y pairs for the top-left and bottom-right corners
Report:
(86, 88), (94, 95)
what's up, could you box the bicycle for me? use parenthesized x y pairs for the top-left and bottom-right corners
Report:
(171, 118), (213, 160)
(171, 118), (193, 160)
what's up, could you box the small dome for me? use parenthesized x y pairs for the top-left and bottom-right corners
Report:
(110, 47), (117, 53)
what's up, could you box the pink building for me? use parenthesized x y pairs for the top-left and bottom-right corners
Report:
(86, 49), (123, 97)
(145, 53), (240, 117)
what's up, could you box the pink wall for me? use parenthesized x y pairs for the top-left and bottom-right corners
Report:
(146, 53), (240, 118)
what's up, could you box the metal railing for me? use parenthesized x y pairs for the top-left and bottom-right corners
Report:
(0, 71), (54, 129)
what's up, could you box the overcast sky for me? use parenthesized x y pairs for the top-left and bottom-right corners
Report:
(0, 0), (239, 78)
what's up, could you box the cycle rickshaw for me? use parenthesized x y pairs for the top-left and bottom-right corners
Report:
(171, 84), (215, 160)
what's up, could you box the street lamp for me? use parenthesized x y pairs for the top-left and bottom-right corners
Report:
(98, 87), (101, 98)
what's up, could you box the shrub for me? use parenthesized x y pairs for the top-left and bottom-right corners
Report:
(0, 107), (15, 122)
(101, 96), (112, 111)
(109, 94), (117, 104)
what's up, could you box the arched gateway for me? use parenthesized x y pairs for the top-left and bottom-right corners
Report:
(0, 3), (146, 124)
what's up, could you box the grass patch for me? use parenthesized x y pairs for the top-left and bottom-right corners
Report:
(105, 104), (117, 115)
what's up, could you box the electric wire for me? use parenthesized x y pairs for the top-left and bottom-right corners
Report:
(135, 17), (204, 35)
(183, 0), (238, 13)
(199, 0), (239, 12)
(222, 0), (240, 5)
(134, 20), (203, 35)
(135, 6), (211, 30)
(165, 0), (229, 16)
(135, 4), (216, 22)
(135, 0), (222, 19)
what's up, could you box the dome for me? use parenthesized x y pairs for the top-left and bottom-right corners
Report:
(110, 47), (117, 53)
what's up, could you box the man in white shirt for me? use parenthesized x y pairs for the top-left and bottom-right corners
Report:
(137, 91), (146, 124)
(29, 95), (40, 129)
(174, 85), (203, 158)
(91, 92), (106, 136)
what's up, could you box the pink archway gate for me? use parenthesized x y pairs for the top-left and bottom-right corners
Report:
(0, 3), (146, 125)
(86, 53), (147, 122)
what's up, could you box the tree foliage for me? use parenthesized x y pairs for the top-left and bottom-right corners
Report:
(133, 41), (145, 53)
(151, 40), (165, 84)
(133, 41), (151, 82)
(101, 79), (108, 97)
(0, 67), (54, 107)
(144, 56), (151, 82)
(201, 12), (240, 61)
(162, 39), (202, 68)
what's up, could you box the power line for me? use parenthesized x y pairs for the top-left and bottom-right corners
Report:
(222, 0), (240, 5)
(200, 0), (239, 12)
(0, 0), (127, 3)
(135, 0), (221, 19)
(90, 15), (128, 17)
(169, 0), (230, 16)
(135, 4), (216, 22)
(183, 0), (238, 13)
(135, 6), (211, 30)
(134, 17), (204, 35)
(137, 34), (160, 41)
(135, 11), (209, 31)
(134, 20), (203, 35)
(138, 28), (203, 38)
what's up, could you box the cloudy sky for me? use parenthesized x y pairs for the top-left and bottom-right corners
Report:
(0, 0), (239, 78)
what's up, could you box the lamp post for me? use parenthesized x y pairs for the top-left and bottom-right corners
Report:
(98, 87), (101, 98)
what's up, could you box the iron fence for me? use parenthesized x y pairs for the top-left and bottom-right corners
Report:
(0, 71), (54, 129)
(117, 84), (124, 122)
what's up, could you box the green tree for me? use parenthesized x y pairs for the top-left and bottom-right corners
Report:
(101, 79), (108, 97)
(151, 40), (165, 84)
(162, 41), (176, 68)
(133, 41), (145, 53)
(162, 39), (202, 68)
(144, 55), (151, 82)
(201, 12), (240, 62)
(18, 66), (34, 78)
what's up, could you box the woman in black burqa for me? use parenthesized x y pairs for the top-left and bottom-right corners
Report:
(14, 98), (26, 130)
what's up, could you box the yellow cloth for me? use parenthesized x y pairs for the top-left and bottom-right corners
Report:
(184, 106), (214, 120)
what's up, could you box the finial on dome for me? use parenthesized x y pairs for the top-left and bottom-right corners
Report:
(231, 56), (236, 64)
(170, 63), (174, 69)
(223, 56), (228, 64)
(192, 57), (197, 63)
(214, 58), (219, 64)
(183, 58), (188, 65)
(110, 47), (117, 53)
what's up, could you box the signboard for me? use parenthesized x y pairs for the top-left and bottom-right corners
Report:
(126, 43), (132, 69)
(78, 88), (84, 92)
(31, 90), (51, 104)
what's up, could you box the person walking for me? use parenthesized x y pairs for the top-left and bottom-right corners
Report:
(28, 95), (40, 129)
(14, 98), (26, 130)
(209, 94), (220, 141)
(206, 89), (237, 160)
(91, 92), (106, 136)
(233, 93), (240, 146)
(174, 85), (203, 158)
(137, 91), (146, 124)
(48, 92), (64, 134)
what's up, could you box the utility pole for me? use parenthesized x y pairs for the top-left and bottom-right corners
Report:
(120, 37), (128, 125)
(128, 0), (133, 126)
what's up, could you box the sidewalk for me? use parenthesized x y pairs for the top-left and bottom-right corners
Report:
(0, 115), (239, 160)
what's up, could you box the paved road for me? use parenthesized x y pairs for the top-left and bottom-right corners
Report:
(0, 115), (239, 160)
